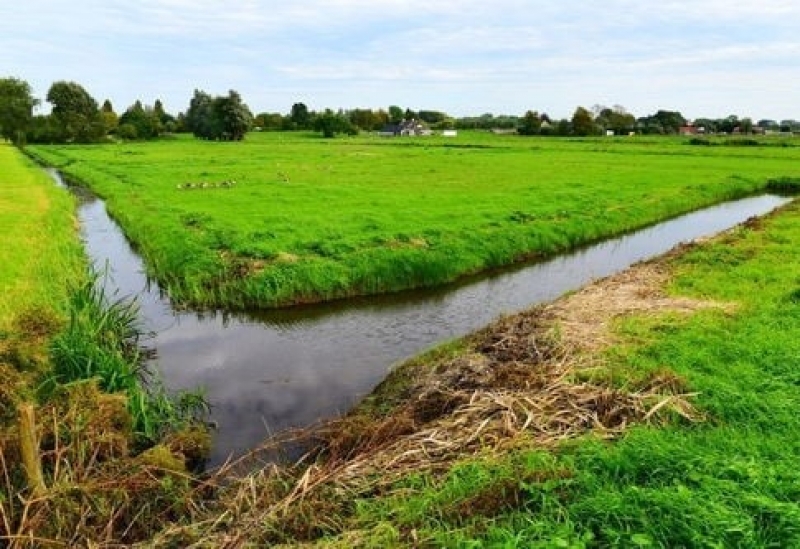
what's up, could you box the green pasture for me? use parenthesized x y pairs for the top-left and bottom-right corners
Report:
(301, 193), (800, 547)
(27, 133), (800, 308)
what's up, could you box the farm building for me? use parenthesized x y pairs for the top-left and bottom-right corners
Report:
(378, 119), (432, 137)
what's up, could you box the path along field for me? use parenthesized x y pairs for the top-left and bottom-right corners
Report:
(26, 133), (800, 309)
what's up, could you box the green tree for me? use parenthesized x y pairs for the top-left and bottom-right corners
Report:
(652, 109), (687, 134)
(119, 100), (162, 139)
(314, 109), (355, 138)
(186, 90), (216, 139)
(289, 102), (311, 129)
(0, 77), (38, 145)
(518, 110), (542, 135)
(388, 105), (404, 124)
(417, 110), (447, 125)
(593, 105), (633, 135)
(636, 110), (686, 135)
(186, 89), (252, 140)
(214, 90), (252, 140)
(254, 112), (285, 131)
(571, 106), (596, 136)
(100, 99), (119, 135)
(45, 81), (104, 142)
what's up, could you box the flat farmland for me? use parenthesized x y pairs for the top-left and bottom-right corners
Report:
(27, 133), (800, 308)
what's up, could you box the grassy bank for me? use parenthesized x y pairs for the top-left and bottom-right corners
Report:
(26, 133), (800, 309)
(148, 198), (800, 546)
(0, 144), (208, 546)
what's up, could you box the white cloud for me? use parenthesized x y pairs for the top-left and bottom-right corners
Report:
(2, 0), (798, 119)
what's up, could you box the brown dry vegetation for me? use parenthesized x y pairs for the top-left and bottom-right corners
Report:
(150, 253), (716, 547)
(0, 380), (211, 548)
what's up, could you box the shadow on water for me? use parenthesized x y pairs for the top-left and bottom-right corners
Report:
(48, 169), (792, 466)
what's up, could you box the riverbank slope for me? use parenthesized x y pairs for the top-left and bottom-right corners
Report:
(0, 144), (208, 546)
(152, 195), (800, 546)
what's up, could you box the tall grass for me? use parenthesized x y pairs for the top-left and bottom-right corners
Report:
(43, 271), (207, 445)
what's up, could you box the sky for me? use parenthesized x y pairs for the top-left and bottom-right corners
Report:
(2, 1), (799, 121)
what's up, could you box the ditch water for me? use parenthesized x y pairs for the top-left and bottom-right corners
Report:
(49, 170), (792, 467)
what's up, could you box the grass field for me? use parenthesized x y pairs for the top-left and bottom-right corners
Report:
(0, 143), (83, 342)
(153, 192), (800, 547)
(26, 133), (800, 309)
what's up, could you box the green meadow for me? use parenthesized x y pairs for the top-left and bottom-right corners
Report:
(146, 169), (800, 547)
(0, 144), (82, 337)
(339, 199), (800, 547)
(26, 133), (800, 309)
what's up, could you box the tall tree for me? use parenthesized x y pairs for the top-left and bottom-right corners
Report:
(388, 105), (404, 124)
(571, 106), (596, 136)
(289, 102), (311, 129)
(0, 77), (39, 145)
(518, 110), (542, 135)
(100, 99), (119, 134)
(186, 89), (253, 140)
(119, 100), (163, 139)
(214, 90), (253, 140)
(45, 81), (104, 142)
(186, 90), (216, 139)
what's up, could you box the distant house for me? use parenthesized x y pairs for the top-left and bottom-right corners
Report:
(378, 119), (431, 137)
(679, 125), (700, 135)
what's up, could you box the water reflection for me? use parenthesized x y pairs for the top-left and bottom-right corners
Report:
(50, 170), (791, 466)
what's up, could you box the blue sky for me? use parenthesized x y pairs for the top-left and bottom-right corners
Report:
(2, 1), (799, 120)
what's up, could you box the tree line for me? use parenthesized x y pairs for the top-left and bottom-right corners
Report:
(1, 76), (799, 146)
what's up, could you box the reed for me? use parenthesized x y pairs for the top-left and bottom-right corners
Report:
(43, 271), (207, 445)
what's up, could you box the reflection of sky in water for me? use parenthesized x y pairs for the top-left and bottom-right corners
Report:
(55, 171), (791, 467)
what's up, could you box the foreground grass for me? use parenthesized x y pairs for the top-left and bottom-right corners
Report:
(148, 197), (800, 547)
(26, 133), (800, 308)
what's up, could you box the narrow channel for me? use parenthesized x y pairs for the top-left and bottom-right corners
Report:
(50, 170), (791, 466)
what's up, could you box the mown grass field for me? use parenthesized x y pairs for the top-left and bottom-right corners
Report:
(26, 133), (800, 309)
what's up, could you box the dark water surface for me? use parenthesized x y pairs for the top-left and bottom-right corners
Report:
(49, 170), (791, 466)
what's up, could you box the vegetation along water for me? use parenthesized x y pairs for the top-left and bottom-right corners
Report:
(0, 144), (208, 544)
(148, 178), (800, 546)
(25, 132), (800, 309)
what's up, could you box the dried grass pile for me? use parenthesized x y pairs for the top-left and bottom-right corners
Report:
(153, 259), (711, 546)
(0, 380), (210, 548)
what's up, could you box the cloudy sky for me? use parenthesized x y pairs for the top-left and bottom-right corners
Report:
(2, 1), (798, 120)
